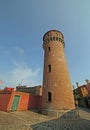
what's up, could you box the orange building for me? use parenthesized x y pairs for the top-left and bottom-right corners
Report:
(86, 82), (90, 96)
(74, 85), (88, 98)
(42, 30), (75, 116)
(0, 89), (42, 111)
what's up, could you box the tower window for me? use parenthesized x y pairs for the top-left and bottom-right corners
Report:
(53, 37), (55, 41)
(48, 47), (51, 52)
(48, 92), (52, 102)
(50, 37), (52, 41)
(59, 38), (61, 42)
(48, 64), (51, 72)
(61, 39), (63, 43)
(47, 39), (49, 42)
(56, 37), (58, 41)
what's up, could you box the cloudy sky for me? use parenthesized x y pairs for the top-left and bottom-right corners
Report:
(0, 0), (90, 88)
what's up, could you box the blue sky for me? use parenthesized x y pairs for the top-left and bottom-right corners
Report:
(0, 0), (90, 88)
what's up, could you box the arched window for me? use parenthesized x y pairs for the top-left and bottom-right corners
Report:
(47, 39), (49, 42)
(48, 64), (51, 72)
(56, 37), (58, 41)
(50, 37), (52, 41)
(48, 47), (51, 52)
(53, 37), (55, 41)
(59, 38), (61, 42)
(48, 92), (52, 102)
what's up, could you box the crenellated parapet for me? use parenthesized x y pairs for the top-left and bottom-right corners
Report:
(43, 30), (65, 48)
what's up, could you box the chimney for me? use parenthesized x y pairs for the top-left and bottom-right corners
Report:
(85, 79), (89, 84)
(76, 82), (79, 88)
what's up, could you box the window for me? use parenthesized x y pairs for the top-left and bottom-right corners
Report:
(48, 64), (51, 72)
(48, 47), (51, 52)
(53, 37), (55, 41)
(50, 37), (52, 41)
(47, 39), (49, 42)
(56, 37), (58, 41)
(59, 38), (61, 42)
(48, 92), (52, 102)
(61, 39), (63, 43)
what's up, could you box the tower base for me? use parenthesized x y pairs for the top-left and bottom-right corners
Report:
(41, 109), (79, 118)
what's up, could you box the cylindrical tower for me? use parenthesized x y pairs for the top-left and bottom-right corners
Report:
(42, 30), (75, 113)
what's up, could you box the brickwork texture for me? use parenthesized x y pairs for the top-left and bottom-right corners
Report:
(42, 30), (75, 111)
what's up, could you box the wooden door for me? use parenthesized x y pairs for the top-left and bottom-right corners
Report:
(11, 95), (20, 111)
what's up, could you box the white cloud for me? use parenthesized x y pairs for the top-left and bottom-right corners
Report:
(0, 62), (41, 88)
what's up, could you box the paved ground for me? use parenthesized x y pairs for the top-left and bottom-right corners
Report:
(0, 108), (90, 130)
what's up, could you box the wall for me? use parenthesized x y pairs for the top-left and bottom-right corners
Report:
(8, 91), (30, 111)
(78, 97), (90, 108)
(74, 85), (88, 98)
(0, 91), (42, 111)
(81, 86), (88, 97)
(28, 95), (42, 109)
(16, 85), (42, 96)
(0, 92), (11, 111)
(86, 83), (90, 95)
(14, 92), (29, 111)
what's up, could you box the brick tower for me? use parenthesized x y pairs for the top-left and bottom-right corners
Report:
(42, 30), (75, 116)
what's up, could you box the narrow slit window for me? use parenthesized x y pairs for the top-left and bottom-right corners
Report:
(48, 47), (51, 52)
(48, 92), (52, 102)
(48, 64), (51, 72)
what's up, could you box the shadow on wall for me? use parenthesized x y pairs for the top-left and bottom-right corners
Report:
(30, 109), (90, 130)
(78, 97), (90, 108)
(28, 95), (42, 110)
(78, 107), (90, 113)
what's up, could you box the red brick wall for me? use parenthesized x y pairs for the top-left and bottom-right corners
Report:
(28, 95), (42, 109)
(86, 83), (90, 95)
(0, 93), (11, 111)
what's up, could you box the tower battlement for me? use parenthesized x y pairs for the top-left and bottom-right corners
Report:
(43, 30), (65, 48)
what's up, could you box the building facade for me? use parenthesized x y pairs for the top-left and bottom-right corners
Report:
(16, 85), (42, 96)
(0, 89), (42, 111)
(73, 85), (88, 98)
(86, 82), (90, 96)
(73, 82), (90, 108)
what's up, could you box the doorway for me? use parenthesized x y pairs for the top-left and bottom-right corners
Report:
(11, 95), (20, 111)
